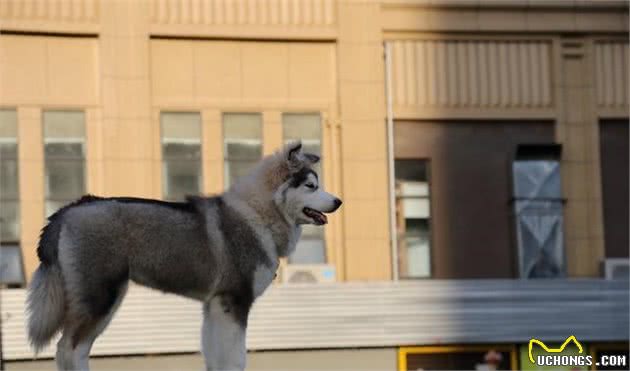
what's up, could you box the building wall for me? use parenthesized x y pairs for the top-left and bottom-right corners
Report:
(383, 3), (629, 278)
(0, 0), (627, 282)
(394, 120), (555, 279)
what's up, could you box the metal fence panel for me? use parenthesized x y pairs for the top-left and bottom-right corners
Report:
(2, 280), (628, 360)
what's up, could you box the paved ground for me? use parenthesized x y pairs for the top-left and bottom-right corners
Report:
(6, 348), (397, 370)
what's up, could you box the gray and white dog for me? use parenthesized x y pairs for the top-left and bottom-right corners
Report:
(26, 141), (342, 371)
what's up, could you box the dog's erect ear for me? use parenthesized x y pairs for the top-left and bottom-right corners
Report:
(286, 141), (303, 171)
(304, 153), (320, 165)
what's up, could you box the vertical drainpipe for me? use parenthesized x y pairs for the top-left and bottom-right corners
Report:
(384, 42), (399, 281)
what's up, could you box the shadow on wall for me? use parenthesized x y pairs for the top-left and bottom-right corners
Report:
(394, 120), (556, 279)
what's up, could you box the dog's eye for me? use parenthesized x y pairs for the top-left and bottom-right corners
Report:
(305, 183), (316, 189)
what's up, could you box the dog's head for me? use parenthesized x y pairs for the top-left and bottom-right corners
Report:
(273, 142), (342, 225)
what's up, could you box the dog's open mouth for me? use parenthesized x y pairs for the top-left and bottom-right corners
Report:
(303, 207), (328, 225)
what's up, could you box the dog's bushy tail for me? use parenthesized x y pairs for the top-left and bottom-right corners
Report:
(26, 264), (65, 353)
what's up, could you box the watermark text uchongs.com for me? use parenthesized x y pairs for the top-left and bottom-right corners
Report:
(529, 335), (627, 368)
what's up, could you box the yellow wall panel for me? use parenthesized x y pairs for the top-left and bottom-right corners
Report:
(341, 124), (387, 161)
(46, 37), (99, 105)
(0, 36), (47, 103)
(344, 238), (392, 281)
(116, 119), (154, 160)
(102, 160), (155, 198)
(194, 42), (242, 102)
(339, 81), (386, 120)
(151, 40), (335, 107)
(288, 43), (336, 103)
(151, 40), (194, 104)
(342, 160), (389, 201)
(343, 200), (390, 240)
(241, 43), (289, 103)
(201, 109), (224, 195)
(0, 35), (98, 106)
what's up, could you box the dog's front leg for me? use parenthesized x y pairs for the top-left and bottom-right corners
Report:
(201, 295), (249, 371)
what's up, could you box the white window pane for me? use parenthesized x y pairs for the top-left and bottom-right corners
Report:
(0, 109), (17, 139)
(282, 113), (323, 179)
(395, 159), (431, 278)
(402, 198), (430, 218)
(406, 239), (431, 277)
(283, 113), (321, 142)
(44, 111), (85, 140)
(45, 160), (85, 199)
(161, 112), (201, 142)
(223, 113), (262, 188)
(0, 147), (18, 198)
(0, 245), (25, 285)
(398, 218), (431, 278)
(289, 238), (326, 264)
(45, 200), (69, 218)
(43, 110), (86, 217)
(160, 112), (202, 200)
(163, 143), (201, 159)
(400, 181), (429, 197)
(223, 113), (262, 140)
(224, 160), (258, 187)
(0, 200), (19, 241)
(163, 160), (201, 200)
(226, 142), (262, 161)
(45, 142), (84, 157)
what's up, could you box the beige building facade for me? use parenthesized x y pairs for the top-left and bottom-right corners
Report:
(1, 2), (629, 369)
(0, 0), (628, 284)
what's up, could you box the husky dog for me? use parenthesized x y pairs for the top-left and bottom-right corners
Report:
(26, 142), (342, 371)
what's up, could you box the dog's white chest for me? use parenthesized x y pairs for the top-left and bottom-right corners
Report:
(252, 264), (277, 298)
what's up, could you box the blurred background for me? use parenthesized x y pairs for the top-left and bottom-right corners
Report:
(0, 0), (628, 370)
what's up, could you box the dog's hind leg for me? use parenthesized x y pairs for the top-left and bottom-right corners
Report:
(57, 282), (128, 371)
(201, 294), (251, 371)
(55, 333), (74, 370)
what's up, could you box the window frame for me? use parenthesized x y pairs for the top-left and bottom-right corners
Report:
(222, 112), (263, 189)
(281, 112), (327, 265)
(42, 110), (87, 217)
(0, 108), (24, 287)
(0, 108), (20, 244)
(511, 144), (565, 279)
(394, 158), (434, 280)
(160, 111), (203, 201)
(0, 135), (19, 243)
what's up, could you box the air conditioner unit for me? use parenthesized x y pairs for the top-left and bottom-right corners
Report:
(603, 258), (630, 280)
(282, 264), (336, 284)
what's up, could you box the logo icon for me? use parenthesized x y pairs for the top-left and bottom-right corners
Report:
(528, 335), (583, 364)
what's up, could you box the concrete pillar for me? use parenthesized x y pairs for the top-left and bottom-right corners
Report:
(554, 37), (605, 277)
(337, 1), (391, 280)
(99, 1), (156, 198)
(17, 107), (44, 278)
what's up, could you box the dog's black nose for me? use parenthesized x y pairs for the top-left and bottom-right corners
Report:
(333, 198), (343, 210)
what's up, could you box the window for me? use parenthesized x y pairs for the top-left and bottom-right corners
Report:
(512, 144), (564, 279)
(43, 111), (86, 217)
(161, 112), (202, 200)
(0, 109), (24, 286)
(0, 109), (19, 242)
(283, 113), (326, 264)
(223, 113), (262, 188)
(395, 159), (431, 278)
